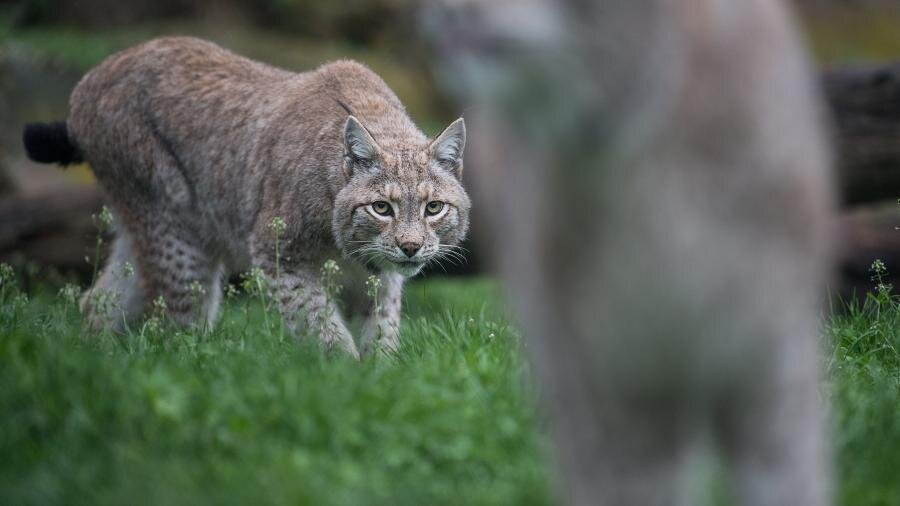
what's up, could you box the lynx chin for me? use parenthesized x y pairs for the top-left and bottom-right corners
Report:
(23, 36), (470, 358)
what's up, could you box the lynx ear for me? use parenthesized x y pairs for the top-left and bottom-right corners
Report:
(430, 118), (466, 178)
(343, 115), (380, 167)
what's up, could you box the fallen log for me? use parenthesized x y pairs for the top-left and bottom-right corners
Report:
(824, 61), (900, 205)
(0, 161), (14, 197)
(0, 185), (102, 277)
(835, 202), (900, 301)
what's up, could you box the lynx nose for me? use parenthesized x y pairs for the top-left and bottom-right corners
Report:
(399, 241), (421, 258)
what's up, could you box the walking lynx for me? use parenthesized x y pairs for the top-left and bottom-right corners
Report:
(24, 37), (470, 358)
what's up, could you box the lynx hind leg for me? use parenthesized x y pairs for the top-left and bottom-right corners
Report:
(135, 227), (225, 329)
(81, 232), (145, 332)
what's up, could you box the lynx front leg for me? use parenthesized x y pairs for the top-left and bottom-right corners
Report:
(360, 272), (404, 356)
(719, 329), (828, 506)
(268, 266), (360, 359)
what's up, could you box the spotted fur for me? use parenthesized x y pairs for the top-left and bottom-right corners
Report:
(53, 36), (470, 357)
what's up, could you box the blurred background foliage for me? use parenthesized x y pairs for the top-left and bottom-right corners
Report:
(0, 0), (454, 154)
(800, 1), (900, 64)
(2, 0), (899, 151)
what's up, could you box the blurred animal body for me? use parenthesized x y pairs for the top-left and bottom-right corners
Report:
(429, 0), (834, 504)
(23, 37), (470, 357)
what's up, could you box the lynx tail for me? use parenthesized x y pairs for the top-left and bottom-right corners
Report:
(23, 121), (83, 166)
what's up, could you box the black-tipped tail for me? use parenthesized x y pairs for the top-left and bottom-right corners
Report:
(23, 121), (83, 166)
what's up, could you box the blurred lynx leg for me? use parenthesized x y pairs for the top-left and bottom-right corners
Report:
(426, 0), (835, 504)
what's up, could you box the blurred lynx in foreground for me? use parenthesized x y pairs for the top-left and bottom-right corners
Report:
(428, 0), (834, 504)
(24, 37), (470, 358)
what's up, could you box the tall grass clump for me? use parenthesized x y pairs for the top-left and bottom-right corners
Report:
(826, 260), (900, 506)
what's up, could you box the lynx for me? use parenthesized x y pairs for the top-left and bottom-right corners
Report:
(23, 36), (470, 358)
(428, 0), (834, 504)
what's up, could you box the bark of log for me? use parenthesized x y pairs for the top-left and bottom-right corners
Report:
(836, 202), (900, 301)
(824, 61), (900, 206)
(0, 185), (101, 278)
(0, 162), (14, 197)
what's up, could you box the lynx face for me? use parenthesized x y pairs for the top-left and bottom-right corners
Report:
(333, 116), (470, 277)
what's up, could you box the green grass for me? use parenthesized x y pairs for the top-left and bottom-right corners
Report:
(826, 282), (900, 506)
(0, 274), (549, 505)
(2, 268), (900, 505)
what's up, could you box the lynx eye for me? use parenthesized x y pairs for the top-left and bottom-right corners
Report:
(371, 201), (393, 216)
(425, 201), (445, 216)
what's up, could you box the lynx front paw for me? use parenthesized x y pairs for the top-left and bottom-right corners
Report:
(317, 321), (361, 360)
(360, 320), (400, 357)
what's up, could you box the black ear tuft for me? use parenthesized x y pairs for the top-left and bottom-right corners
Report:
(23, 121), (83, 166)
